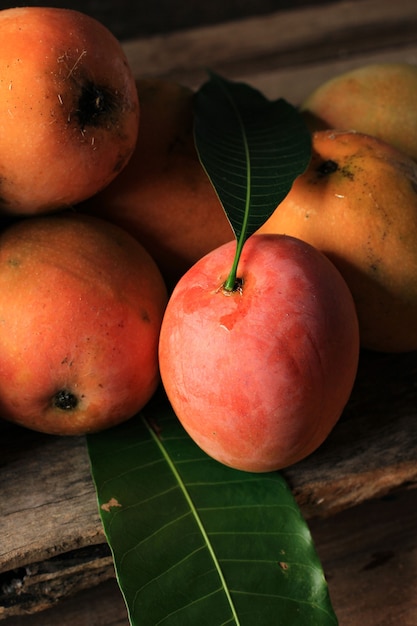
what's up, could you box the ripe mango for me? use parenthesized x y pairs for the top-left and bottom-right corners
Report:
(258, 130), (417, 352)
(301, 63), (417, 161)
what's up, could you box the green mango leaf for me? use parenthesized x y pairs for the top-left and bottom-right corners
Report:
(87, 392), (338, 626)
(193, 71), (311, 243)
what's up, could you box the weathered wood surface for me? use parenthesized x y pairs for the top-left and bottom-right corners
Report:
(0, 0), (337, 41)
(1, 0), (417, 620)
(309, 487), (417, 626)
(285, 349), (417, 518)
(123, 0), (417, 102)
(3, 488), (417, 626)
(1, 348), (416, 619)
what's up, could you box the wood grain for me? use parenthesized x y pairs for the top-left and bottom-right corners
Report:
(310, 487), (417, 626)
(3, 489), (416, 626)
(284, 350), (417, 517)
(1, 349), (416, 618)
(0, 0), (347, 41)
(122, 0), (417, 101)
(0, 425), (103, 575)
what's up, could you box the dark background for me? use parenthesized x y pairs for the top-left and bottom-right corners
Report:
(0, 1), (342, 40)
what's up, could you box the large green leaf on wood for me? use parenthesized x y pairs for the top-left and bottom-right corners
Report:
(193, 71), (311, 242)
(88, 72), (333, 625)
(87, 392), (338, 626)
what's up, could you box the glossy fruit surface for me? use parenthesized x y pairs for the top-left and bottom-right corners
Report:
(159, 234), (359, 472)
(258, 129), (417, 352)
(0, 7), (139, 215)
(0, 213), (167, 435)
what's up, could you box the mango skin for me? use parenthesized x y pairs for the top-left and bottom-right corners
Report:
(301, 63), (417, 161)
(258, 130), (417, 352)
(0, 7), (139, 215)
(81, 77), (234, 290)
(159, 234), (359, 473)
(0, 213), (168, 435)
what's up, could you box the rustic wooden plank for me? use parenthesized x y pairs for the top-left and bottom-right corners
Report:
(122, 0), (417, 100)
(1, 579), (129, 626)
(0, 423), (104, 576)
(0, 545), (115, 620)
(0, 0), (350, 41)
(240, 42), (417, 105)
(3, 488), (416, 626)
(1, 348), (416, 619)
(284, 349), (417, 518)
(309, 487), (417, 626)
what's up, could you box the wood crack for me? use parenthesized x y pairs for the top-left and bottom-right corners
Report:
(0, 543), (114, 619)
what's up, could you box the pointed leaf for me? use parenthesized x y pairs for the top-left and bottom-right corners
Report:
(193, 72), (311, 242)
(87, 393), (338, 626)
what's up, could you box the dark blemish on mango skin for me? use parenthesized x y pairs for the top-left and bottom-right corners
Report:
(316, 159), (339, 176)
(53, 389), (78, 411)
(316, 159), (355, 181)
(314, 158), (355, 181)
(75, 80), (121, 131)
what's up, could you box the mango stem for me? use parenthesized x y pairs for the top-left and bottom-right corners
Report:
(223, 237), (246, 292)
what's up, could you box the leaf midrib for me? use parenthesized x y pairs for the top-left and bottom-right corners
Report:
(143, 415), (241, 626)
